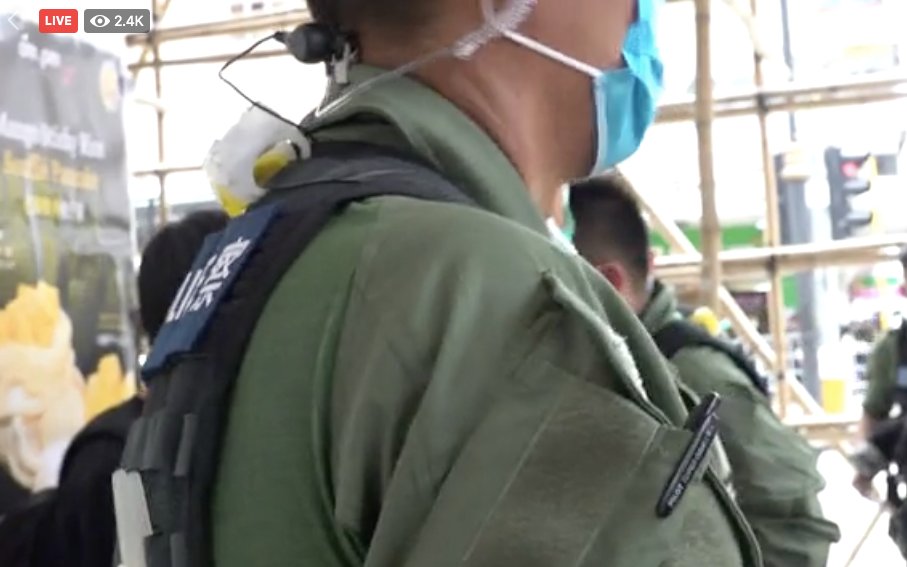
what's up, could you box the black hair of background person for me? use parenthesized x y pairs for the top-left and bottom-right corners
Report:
(139, 209), (232, 341)
(0, 209), (229, 567)
(569, 174), (650, 290)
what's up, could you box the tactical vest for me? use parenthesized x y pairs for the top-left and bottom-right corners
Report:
(652, 319), (771, 398)
(112, 143), (473, 567)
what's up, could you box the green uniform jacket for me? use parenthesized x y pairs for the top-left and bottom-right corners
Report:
(210, 67), (762, 567)
(864, 330), (900, 420)
(641, 282), (841, 567)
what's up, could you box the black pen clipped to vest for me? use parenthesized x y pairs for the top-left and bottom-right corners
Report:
(657, 393), (722, 518)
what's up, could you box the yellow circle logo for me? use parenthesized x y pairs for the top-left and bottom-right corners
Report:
(99, 60), (121, 112)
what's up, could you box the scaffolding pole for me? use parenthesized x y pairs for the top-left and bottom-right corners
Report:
(750, 0), (790, 416)
(129, 48), (286, 71)
(655, 234), (907, 280)
(124, 37), (907, 117)
(130, 0), (173, 77)
(658, 73), (907, 123)
(127, 74), (907, 180)
(695, 0), (721, 311)
(150, 0), (170, 225)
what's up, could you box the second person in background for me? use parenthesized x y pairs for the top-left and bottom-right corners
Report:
(570, 172), (841, 567)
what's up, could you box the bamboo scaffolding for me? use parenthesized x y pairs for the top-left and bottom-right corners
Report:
(120, 0), (754, 48)
(655, 234), (907, 281)
(749, 0), (790, 416)
(695, 0), (722, 311)
(123, 46), (907, 118)
(152, 0), (168, 225)
(132, 96), (167, 112)
(129, 48), (286, 71)
(133, 163), (203, 177)
(130, 0), (173, 78)
(124, 38), (907, 122)
(785, 414), (861, 443)
(658, 72), (907, 123)
(127, 73), (907, 180)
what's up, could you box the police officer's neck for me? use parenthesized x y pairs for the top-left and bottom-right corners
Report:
(410, 44), (595, 214)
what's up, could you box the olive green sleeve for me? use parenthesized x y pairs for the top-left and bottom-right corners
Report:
(673, 348), (841, 567)
(329, 205), (759, 567)
(864, 334), (897, 419)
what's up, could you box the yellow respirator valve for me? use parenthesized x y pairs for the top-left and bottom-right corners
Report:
(204, 106), (310, 217)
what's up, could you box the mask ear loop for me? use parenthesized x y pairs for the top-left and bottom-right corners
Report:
(477, 0), (600, 77)
(218, 33), (307, 135)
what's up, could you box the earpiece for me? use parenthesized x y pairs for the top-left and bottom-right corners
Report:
(275, 23), (348, 64)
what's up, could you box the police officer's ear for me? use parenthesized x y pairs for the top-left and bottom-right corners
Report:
(596, 261), (630, 297)
(596, 259), (649, 314)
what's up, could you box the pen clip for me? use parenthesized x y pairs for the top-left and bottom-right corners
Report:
(656, 393), (722, 518)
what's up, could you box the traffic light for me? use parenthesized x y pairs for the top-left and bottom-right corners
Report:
(824, 147), (874, 240)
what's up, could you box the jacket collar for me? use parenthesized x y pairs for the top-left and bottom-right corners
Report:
(639, 280), (682, 334)
(306, 65), (549, 236)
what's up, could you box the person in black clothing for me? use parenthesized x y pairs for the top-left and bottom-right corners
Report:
(0, 469), (30, 518)
(0, 209), (228, 567)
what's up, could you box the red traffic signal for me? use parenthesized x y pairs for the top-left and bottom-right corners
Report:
(840, 154), (870, 178)
(825, 147), (874, 240)
(841, 161), (860, 177)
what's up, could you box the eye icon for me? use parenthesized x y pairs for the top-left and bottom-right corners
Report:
(89, 14), (110, 27)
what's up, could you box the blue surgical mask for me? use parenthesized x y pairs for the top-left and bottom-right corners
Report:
(475, 0), (664, 174)
(319, 0), (663, 174)
(592, 0), (664, 173)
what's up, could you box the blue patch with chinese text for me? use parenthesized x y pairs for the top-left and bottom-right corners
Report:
(142, 203), (279, 379)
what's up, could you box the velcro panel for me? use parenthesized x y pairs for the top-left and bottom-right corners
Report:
(171, 532), (189, 567)
(165, 356), (215, 412)
(144, 533), (172, 567)
(174, 414), (198, 478)
(121, 416), (151, 471)
(141, 410), (185, 472)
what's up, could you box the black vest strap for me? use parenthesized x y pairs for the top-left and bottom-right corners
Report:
(652, 320), (771, 398)
(117, 143), (474, 567)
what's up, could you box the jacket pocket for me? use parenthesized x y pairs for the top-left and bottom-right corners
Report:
(426, 361), (742, 567)
(577, 419), (744, 567)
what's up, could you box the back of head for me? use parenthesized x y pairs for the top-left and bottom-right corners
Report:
(306, 0), (431, 34)
(138, 210), (229, 342)
(569, 172), (651, 295)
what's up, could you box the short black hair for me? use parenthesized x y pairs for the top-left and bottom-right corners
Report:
(900, 245), (907, 269)
(570, 172), (651, 291)
(307, 0), (432, 31)
(137, 210), (229, 341)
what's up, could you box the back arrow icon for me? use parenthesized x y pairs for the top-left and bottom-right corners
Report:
(7, 13), (22, 30)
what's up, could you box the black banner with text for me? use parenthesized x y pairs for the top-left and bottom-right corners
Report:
(0, 20), (136, 508)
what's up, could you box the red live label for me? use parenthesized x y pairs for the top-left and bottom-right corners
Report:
(38, 9), (79, 33)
